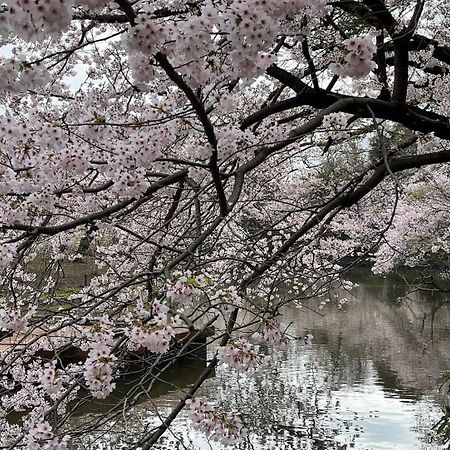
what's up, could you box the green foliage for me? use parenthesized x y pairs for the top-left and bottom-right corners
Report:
(53, 287), (82, 299)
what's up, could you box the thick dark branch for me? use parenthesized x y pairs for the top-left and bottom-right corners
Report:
(343, 149), (450, 205)
(375, 32), (390, 100)
(240, 64), (335, 128)
(72, 3), (194, 23)
(154, 55), (214, 137)
(392, 37), (409, 102)
(240, 95), (313, 130)
(115, 0), (137, 25)
(361, 0), (398, 34)
(155, 53), (228, 216)
(4, 170), (188, 236)
(301, 36), (320, 91)
(367, 30), (450, 70)
(409, 35), (450, 66)
(334, 0), (397, 33)
(246, 65), (450, 139)
(266, 64), (317, 95)
(72, 12), (129, 23)
(288, 97), (450, 140)
(405, 0), (425, 36)
(157, 54), (217, 148)
(360, 0), (409, 101)
(392, 0), (424, 102)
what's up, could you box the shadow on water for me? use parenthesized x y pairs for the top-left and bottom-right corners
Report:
(72, 358), (210, 417)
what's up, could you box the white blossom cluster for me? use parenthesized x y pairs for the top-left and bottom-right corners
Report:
(0, 0), (110, 40)
(41, 363), (64, 397)
(253, 319), (289, 349)
(124, 0), (328, 85)
(83, 342), (116, 399)
(0, 243), (17, 271)
(322, 112), (349, 139)
(210, 286), (243, 315)
(0, 58), (50, 93)
(26, 421), (70, 450)
(166, 271), (211, 303)
(186, 398), (248, 446)
(330, 36), (377, 78)
(126, 299), (183, 353)
(125, 6), (168, 56)
(0, 303), (35, 333)
(82, 320), (116, 399)
(217, 338), (270, 375)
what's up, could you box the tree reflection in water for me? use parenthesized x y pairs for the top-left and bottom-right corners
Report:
(71, 271), (450, 449)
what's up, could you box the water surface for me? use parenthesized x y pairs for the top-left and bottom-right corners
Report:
(75, 271), (450, 449)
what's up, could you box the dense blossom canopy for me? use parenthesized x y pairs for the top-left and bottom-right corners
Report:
(0, 0), (449, 448)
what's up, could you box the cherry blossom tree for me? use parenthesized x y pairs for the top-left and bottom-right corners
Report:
(0, 0), (449, 448)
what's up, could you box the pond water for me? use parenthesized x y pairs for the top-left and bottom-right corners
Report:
(74, 271), (450, 449)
